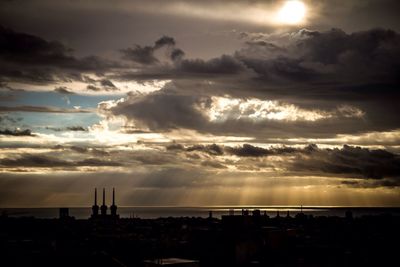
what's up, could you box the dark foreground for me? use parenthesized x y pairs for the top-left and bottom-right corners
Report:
(1, 211), (399, 267)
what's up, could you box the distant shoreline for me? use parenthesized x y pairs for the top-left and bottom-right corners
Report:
(2, 206), (400, 219)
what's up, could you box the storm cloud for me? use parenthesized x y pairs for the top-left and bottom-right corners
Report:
(0, 25), (119, 84)
(102, 82), (373, 139)
(104, 28), (400, 140)
(0, 154), (122, 168)
(118, 28), (400, 90)
(0, 129), (33, 136)
(167, 142), (400, 181)
(121, 35), (177, 65)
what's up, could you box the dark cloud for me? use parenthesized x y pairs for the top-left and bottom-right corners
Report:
(290, 144), (400, 180)
(166, 142), (400, 181)
(86, 85), (101, 91)
(154, 36), (176, 48)
(170, 48), (185, 61)
(117, 28), (400, 87)
(169, 143), (305, 157)
(121, 35), (177, 65)
(177, 55), (244, 74)
(121, 35), (244, 75)
(66, 126), (87, 131)
(121, 45), (157, 65)
(186, 144), (224, 156)
(235, 28), (400, 86)
(108, 84), (209, 130)
(0, 25), (119, 83)
(99, 79), (119, 91)
(226, 144), (307, 157)
(166, 143), (185, 151)
(54, 86), (74, 94)
(0, 128), (33, 136)
(0, 25), (73, 65)
(0, 154), (121, 168)
(100, 79), (116, 88)
(104, 83), (371, 139)
(0, 154), (74, 168)
(117, 28), (400, 104)
(226, 144), (270, 157)
(46, 126), (87, 132)
(110, 28), (400, 139)
(86, 79), (118, 92)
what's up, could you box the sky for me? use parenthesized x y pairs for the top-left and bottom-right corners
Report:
(0, 0), (400, 207)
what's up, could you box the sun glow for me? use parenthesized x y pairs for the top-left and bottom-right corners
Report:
(277, 0), (306, 25)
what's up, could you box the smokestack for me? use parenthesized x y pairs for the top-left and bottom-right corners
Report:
(94, 188), (97, 205)
(91, 188), (99, 217)
(113, 187), (115, 205)
(102, 188), (105, 206)
(100, 188), (108, 216)
(110, 187), (118, 217)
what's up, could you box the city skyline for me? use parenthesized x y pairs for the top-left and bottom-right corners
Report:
(0, 0), (399, 207)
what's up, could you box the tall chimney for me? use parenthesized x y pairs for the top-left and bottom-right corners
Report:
(103, 188), (105, 205)
(110, 187), (118, 217)
(100, 188), (108, 216)
(91, 188), (99, 217)
(112, 187), (115, 205)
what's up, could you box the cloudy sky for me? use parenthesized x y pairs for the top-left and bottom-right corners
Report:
(1, 0), (400, 207)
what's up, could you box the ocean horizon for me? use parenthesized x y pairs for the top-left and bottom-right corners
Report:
(2, 206), (400, 219)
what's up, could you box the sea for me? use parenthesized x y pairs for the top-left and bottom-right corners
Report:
(1, 206), (399, 219)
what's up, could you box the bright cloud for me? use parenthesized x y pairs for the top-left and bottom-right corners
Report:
(207, 96), (364, 122)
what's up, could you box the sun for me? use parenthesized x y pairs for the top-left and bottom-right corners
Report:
(277, 0), (307, 25)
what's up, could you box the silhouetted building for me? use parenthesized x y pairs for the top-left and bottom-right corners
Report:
(59, 208), (69, 219)
(252, 209), (261, 217)
(91, 187), (119, 220)
(3, 205), (400, 267)
(91, 188), (99, 217)
(110, 187), (119, 218)
(100, 187), (108, 216)
(345, 210), (353, 221)
(263, 210), (269, 218)
(208, 210), (213, 219)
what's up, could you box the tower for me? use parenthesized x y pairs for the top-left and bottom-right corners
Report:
(59, 208), (70, 219)
(100, 188), (108, 216)
(92, 188), (99, 217)
(110, 187), (118, 217)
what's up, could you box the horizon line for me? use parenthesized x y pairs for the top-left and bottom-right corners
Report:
(2, 205), (400, 209)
